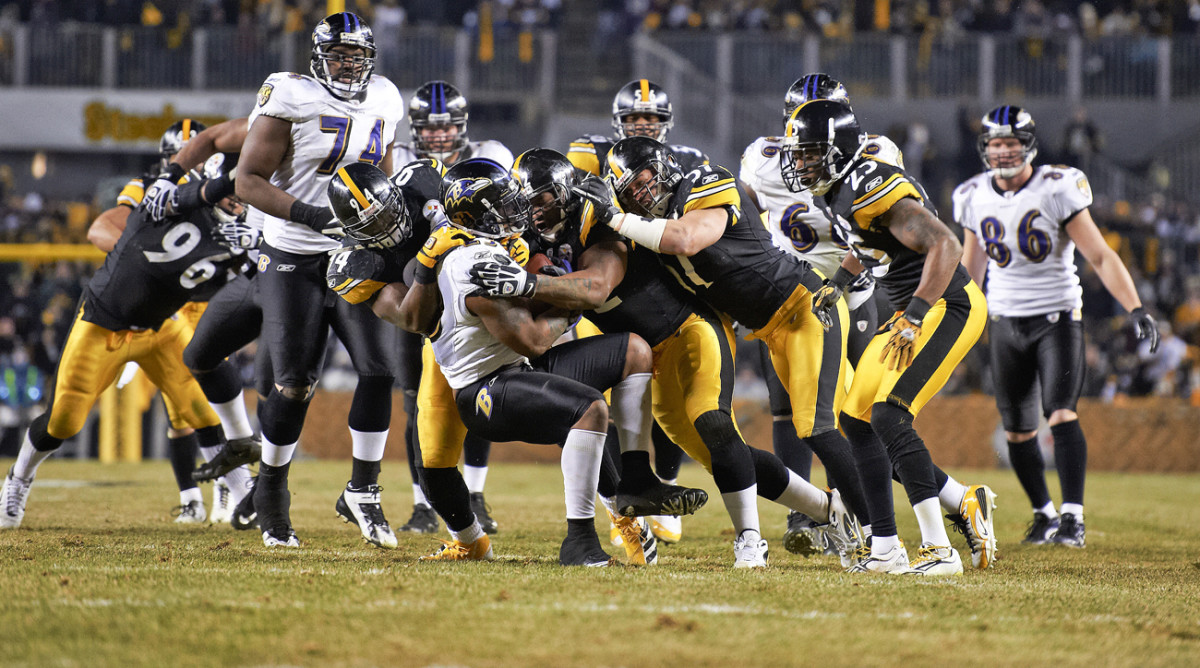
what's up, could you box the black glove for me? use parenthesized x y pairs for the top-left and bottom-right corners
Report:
(811, 267), (856, 330)
(571, 177), (621, 227)
(290, 200), (340, 238)
(1131, 307), (1160, 353)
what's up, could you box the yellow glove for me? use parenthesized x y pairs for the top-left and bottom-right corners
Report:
(811, 267), (856, 331)
(502, 236), (530, 267)
(879, 311), (924, 371)
(416, 225), (474, 269)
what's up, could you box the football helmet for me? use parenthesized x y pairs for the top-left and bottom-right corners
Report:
(310, 12), (376, 99)
(783, 73), (850, 121)
(606, 136), (682, 218)
(327, 162), (411, 248)
(978, 105), (1038, 178)
(780, 100), (866, 196)
(159, 119), (207, 171)
(441, 158), (530, 240)
(409, 80), (469, 161)
(612, 79), (674, 143)
(512, 148), (579, 244)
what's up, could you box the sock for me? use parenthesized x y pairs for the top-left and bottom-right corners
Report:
(720, 485), (760, 536)
(199, 445), (221, 462)
(451, 521), (485, 545)
(913, 497), (951, 546)
(211, 394), (255, 441)
(463, 432), (491, 467)
(179, 487), (202, 505)
(597, 445), (619, 499)
(610, 372), (652, 453)
(167, 433), (199, 492)
(938, 475), (969, 515)
(561, 428), (606, 520)
(350, 458), (381, 489)
(1060, 503), (1083, 520)
(350, 428), (387, 463)
(223, 465), (252, 504)
(842, 413), (896, 536)
(1036, 501), (1058, 518)
(412, 483), (429, 507)
(771, 470), (830, 520)
(618, 451), (656, 490)
(12, 437), (55, 480)
(463, 465), (488, 494)
(653, 433), (684, 482)
(1051, 420), (1087, 506)
(1008, 434), (1053, 509)
(772, 417), (812, 479)
(802, 429), (869, 524)
(872, 533), (900, 556)
(261, 438), (297, 467)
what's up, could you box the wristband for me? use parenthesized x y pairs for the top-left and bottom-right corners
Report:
(903, 296), (933, 325)
(162, 163), (186, 184)
(611, 213), (667, 253)
(830, 266), (856, 290)
(413, 263), (437, 285)
(201, 174), (236, 204)
(290, 200), (332, 232)
(174, 181), (205, 211)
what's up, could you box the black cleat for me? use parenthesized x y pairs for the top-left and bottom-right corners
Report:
(614, 480), (708, 518)
(782, 511), (826, 556)
(192, 437), (261, 482)
(470, 492), (499, 534)
(399, 503), (440, 534)
(1022, 511), (1060, 545)
(559, 530), (612, 567)
(1050, 513), (1085, 548)
(230, 477), (258, 531)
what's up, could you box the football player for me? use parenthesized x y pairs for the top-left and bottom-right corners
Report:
(956, 106), (1158, 549)
(232, 12), (405, 548)
(787, 100), (988, 574)
(389, 79), (514, 536)
(566, 79), (709, 544)
(564, 138), (876, 567)
(1, 163), (252, 529)
(86, 121), (256, 524)
(471, 149), (861, 569)
(739, 73), (880, 556)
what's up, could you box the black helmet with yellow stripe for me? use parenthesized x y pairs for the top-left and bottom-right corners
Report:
(159, 119), (207, 171)
(780, 99), (865, 196)
(327, 162), (411, 248)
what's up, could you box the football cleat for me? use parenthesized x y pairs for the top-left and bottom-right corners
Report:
(783, 511), (827, 557)
(209, 479), (233, 524)
(1, 468), (33, 529)
(1022, 511), (1060, 545)
(559, 530), (612, 567)
(847, 540), (913, 574)
(609, 521), (624, 547)
(262, 525), (299, 548)
(230, 476), (258, 530)
(469, 492), (499, 534)
(733, 529), (769, 568)
(419, 535), (494, 561)
(172, 499), (207, 524)
(607, 510), (658, 566)
(907, 544), (964, 576)
(192, 436), (261, 482)
(648, 514), (682, 544)
(614, 479), (708, 518)
(818, 489), (862, 568)
(1050, 513), (1086, 548)
(399, 503), (440, 534)
(947, 484), (998, 569)
(336, 483), (398, 549)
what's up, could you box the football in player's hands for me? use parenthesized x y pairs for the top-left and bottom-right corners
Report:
(525, 253), (553, 275)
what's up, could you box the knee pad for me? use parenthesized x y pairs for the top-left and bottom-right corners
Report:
(693, 409), (742, 453)
(258, 392), (310, 446)
(275, 384), (312, 402)
(870, 402), (918, 458)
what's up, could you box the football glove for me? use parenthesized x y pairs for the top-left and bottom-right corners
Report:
(216, 219), (261, 250)
(502, 235), (531, 267)
(416, 225), (474, 270)
(571, 178), (620, 227)
(811, 267), (856, 331)
(143, 176), (179, 221)
(468, 254), (536, 298)
(879, 315), (922, 371)
(326, 245), (388, 304)
(1131, 307), (1160, 353)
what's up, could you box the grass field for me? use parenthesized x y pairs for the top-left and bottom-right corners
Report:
(2, 458), (1199, 668)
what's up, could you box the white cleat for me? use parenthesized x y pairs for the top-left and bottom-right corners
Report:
(819, 489), (863, 568)
(733, 529), (769, 569)
(948, 484), (998, 569)
(648, 514), (683, 544)
(1, 468), (33, 529)
(846, 542), (914, 574)
(209, 479), (233, 524)
(336, 483), (398, 549)
(262, 525), (300, 548)
(172, 499), (207, 524)
(908, 543), (964, 576)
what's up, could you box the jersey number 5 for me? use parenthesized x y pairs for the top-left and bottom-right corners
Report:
(316, 116), (387, 175)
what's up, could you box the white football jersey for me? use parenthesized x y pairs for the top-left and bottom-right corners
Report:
(433, 241), (527, 389)
(954, 164), (1093, 317)
(739, 135), (850, 279)
(249, 72), (403, 254)
(391, 140), (514, 172)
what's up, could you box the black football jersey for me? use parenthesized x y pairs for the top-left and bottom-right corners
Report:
(650, 164), (815, 331)
(327, 158), (448, 303)
(528, 176), (706, 347)
(83, 206), (247, 331)
(567, 134), (710, 177)
(818, 137), (969, 309)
